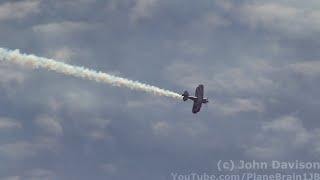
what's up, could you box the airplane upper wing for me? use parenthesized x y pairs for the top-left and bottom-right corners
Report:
(192, 84), (204, 113)
(195, 84), (204, 99)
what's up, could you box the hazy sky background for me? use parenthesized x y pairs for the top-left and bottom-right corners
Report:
(0, 0), (320, 179)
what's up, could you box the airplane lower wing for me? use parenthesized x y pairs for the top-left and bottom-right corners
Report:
(192, 101), (202, 113)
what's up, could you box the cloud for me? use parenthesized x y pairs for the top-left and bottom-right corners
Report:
(34, 115), (63, 137)
(46, 47), (76, 62)
(165, 60), (276, 94)
(130, 0), (159, 22)
(126, 96), (172, 109)
(24, 168), (56, 180)
(32, 21), (95, 36)
(0, 117), (22, 129)
(0, 64), (30, 98)
(100, 163), (117, 174)
(213, 98), (265, 116)
(59, 0), (95, 6)
(0, 0), (40, 21)
(175, 40), (208, 57)
(41, 87), (105, 113)
(245, 116), (320, 159)
(0, 138), (60, 160)
(151, 119), (209, 141)
(1, 169), (56, 180)
(0, 141), (39, 159)
(60, 89), (103, 111)
(0, 64), (27, 85)
(240, 3), (297, 28)
(75, 118), (112, 141)
(152, 121), (170, 136)
(312, 129), (320, 155)
(211, 67), (275, 94)
(201, 12), (231, 28)
(289, 61), (320, 77)
(234, 2), (320, 36)
(187, 12), (231, 33)
(1, 176), (20, 180)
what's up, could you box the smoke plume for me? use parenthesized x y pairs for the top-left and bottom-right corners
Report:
(0, 48), (182, 99)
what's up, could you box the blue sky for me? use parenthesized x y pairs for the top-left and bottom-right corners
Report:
(0, 0), (320, 179)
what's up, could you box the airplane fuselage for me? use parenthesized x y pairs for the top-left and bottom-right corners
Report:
(187, 96), (208, 103)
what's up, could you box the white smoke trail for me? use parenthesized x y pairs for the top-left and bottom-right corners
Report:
(0, 48), (182, 99)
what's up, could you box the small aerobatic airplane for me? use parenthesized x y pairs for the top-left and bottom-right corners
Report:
(182, 84), (209, 114)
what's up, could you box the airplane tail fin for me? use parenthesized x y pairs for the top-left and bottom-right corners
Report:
(182, 91), (189, 101)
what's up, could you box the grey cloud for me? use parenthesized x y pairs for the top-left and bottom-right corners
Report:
(1, 176), (20, 180)
(130, 0), (159, 23)
(0, 117), (22, 129)
(0, 0), (40, 21)
(0, 64), (27, 85)
(74, 117), (112, 141)
(34, 115), (63, 137)
(212, 98), (265, 116)
(100, 163), (117, 174)
(223, 1), (320, 37)
(45, 47), (76, 62)
(165, 59), (276, 95)
(289, 61), (320, 77)
(245, 116), (320, 159)
(32, 21), (97, 36)
(152, 121), (171, 136)
(0, 140), (52, 159)
(24, 168), (56, 180)
(2, 168), (56, 180)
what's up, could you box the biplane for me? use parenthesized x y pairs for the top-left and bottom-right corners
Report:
(182, 84), (208, 113)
